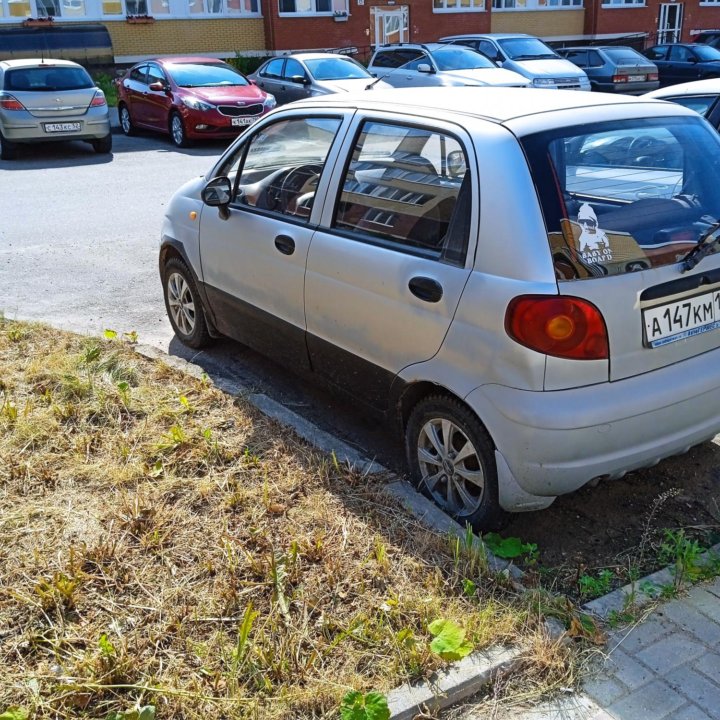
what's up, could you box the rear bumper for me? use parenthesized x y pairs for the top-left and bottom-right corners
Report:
(592, 80), (660, 95)
(465, 345), (720, 508)
(0, 108), (111, 142)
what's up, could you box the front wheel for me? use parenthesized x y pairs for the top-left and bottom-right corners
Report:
(118, 104), (136, 137)
(170, 112), (192, 148)
(162, 257), (212, 349)
(405, 395), (508, 532)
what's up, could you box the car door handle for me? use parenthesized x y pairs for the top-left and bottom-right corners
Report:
(274, 234), (295, 256)
(408, 276), (443, 303)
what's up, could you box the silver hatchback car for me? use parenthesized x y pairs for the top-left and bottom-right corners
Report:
(0, 58), (111, 160)
(161, 88), (720, 530)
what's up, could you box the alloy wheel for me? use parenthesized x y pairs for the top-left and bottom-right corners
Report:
(416, 418), (485, 517)
(167, 272), (196, 336)
(171, 115), (184, 146)
(120, 107), (131, 134)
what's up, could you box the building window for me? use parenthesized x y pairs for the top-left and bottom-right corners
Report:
(279, 0), (346, 14)
(601, 0), (645, 6)
(493, 0), (582, 7)
(546, 0), (582, 6)
(433, 0), (485, 12)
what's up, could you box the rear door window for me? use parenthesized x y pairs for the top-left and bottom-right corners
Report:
(521, 117), (720, 279)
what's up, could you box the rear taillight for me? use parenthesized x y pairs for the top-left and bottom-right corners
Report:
(505, 295), (609, 360)
(90, 92), (107, 107)
(612, 74), (629, 83)
(0, 94), (25, 111)
(648, 72), (659, 81)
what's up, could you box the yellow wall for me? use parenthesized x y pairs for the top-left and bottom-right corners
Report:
(491, 10), (584, 38)
(105, 18), (265, 59)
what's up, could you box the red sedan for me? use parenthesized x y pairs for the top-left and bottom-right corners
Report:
(116, 56), (276, 147)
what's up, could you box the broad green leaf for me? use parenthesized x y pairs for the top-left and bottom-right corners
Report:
(103, 329), (117, 340)
(0, 708), (29, 720)
(428, 619), (474, 661)
(339, 691), (389, 720)
(462, 578), (477, 597)
(363, 692), (390, 720)
(137, 707), (155, 720)
(482, 533), (525, 559)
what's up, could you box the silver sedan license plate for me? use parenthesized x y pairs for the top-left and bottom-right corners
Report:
(643, 289), (720, 348)
(44, 122), (81, 133)
(232, 117), (254, 127)
(628, 75), (645, 82)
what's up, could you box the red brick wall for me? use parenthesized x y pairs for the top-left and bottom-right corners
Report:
(264, 0), (491, 52)
(584, 0), (720, 45)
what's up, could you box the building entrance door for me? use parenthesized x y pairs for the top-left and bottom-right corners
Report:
(371, 6), (409, 46)
(658, 3), (683, 44)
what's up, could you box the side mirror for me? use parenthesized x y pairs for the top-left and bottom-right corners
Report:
(149, 81), (168, 92)
(202, 176), (232, 219)
(417, 63), (434, 74)
(290, 74), (309, 85)
(688, 56), (699, 64)
(447, 149), (467, 178)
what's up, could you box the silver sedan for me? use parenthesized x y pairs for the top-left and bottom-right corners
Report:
(248, 53), (390, 105)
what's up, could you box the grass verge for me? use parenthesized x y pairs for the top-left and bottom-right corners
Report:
(0, 320), (589, 718)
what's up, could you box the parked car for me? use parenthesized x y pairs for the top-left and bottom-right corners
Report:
(248, 53), (391, 105)
(645, 78), (720, 129)
(367, 43), (527, 88)
(694, 30), (720, 50)
(643, 44), (720, 87)
(160, 87), (720, 530)
(116, 56), (276, 148)
(0, 58), (111, 161)
(556, 46), (659, 94)
(439, 33), (590, 90)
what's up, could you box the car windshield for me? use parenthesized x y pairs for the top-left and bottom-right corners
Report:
(167, 62), (249, 88)
(604, 48), (647, 63)
(431, 46), (496, 70)
(694, 46), (720, 62)
(305, 57), (371, 80)
(497, 37), (558, 61)
(5, 66), (93, 92)
(520, 116), (720, 280)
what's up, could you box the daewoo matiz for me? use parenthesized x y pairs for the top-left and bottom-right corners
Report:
(160, 87), (720, 530)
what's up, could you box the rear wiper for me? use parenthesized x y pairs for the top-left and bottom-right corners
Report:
(680, 218), (720, 273)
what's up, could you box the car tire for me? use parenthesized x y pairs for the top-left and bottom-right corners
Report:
(118, 104), (136, 137)
(405, 394), (508, 532)
(170, 112), (192, 148)
(0, 130), (19, 160)
(92, 134), (113, 154)
(162, 257), (212, 349)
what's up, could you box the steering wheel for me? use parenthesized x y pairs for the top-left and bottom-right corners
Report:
(277, 164), (323, 214)
(629, 135), (658, 155)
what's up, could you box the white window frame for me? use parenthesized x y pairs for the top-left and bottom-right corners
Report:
(601, 0), (645, 7)
(278, 0), (347, 17)
(492, 0), (582, 10)
(433, 0), (485, 13)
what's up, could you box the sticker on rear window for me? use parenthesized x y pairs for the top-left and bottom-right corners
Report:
(577, 203), (613, 264)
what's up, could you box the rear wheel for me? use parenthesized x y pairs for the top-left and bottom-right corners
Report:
(91, 134), (112, 154)
(170, 112), (191, 148)
(118, 104), (136, 136)
(405, 395), (508, 532)
(162, 257), (211, 349)
(0, 130), (19, 160)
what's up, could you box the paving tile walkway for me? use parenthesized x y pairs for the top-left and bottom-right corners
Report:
(457, 577), (720, 720)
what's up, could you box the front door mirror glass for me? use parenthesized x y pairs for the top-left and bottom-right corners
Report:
(202, 177), (232, 207)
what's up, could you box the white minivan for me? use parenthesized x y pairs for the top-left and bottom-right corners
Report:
(440, 33), (591, 90)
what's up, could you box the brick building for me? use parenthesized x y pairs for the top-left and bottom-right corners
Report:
(2, 0), (720, 62)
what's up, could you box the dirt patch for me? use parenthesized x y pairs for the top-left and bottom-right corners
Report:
(504, 440), (720, 597)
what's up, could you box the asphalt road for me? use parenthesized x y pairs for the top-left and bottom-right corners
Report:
(0, 127), (399, 469)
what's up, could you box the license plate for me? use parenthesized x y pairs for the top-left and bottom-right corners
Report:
(44, 122), (81, 133)
(231, 117), (255, 127)
(628, 75), (645, 82)
(643, 289), (720, 348)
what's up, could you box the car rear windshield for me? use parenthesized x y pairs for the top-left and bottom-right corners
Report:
(603, 48), (647, 64)
(432, 46), (496, 70)
(520, 116), (720, 280)
(166, 62), (249, 88)
(5, 66), (93, 92)
(305, 57), (370, 80)
(497, 37), (558, 61)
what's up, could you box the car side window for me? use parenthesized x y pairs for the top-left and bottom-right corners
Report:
(262, 58), (285, 79)
(405, 52), (431, 71)
(587, 51), (604, 68)
(333, 121), (471, 264)
(130, 64), (148, 84)
(669, 46), (691, 62)
(230, 116), (342, 221)
(373, 50), (424, 69)
(565, 50), (588, 67)
(147, 65), (166, 85)
(283, 58), (306, 81)
(646, 46), (668, 61)
(477, 40), (499, 60)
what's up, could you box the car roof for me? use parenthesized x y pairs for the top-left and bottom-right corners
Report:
(288, 86), (693, 126)
(646, 78), (720, 98)
(440, 33), (534, 40)
(0, 58), (82, 70)
(375, 43), (463, 52)
(280, 53), (359, 61)
(559, 45), (639, 51)
(154, 56), (227, 65)
(650, 43), (710, 48)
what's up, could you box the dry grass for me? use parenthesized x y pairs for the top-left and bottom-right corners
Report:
(0, 320), (579, 719)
